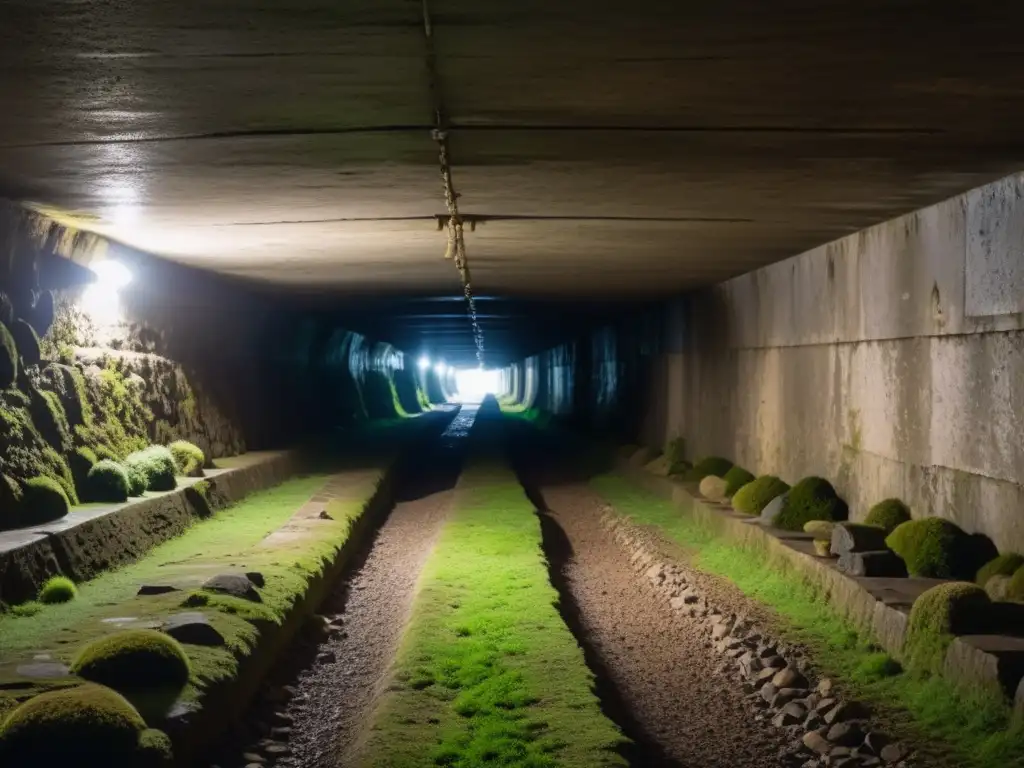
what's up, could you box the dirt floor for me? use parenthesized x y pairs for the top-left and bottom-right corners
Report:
(535, 478), (794, 768)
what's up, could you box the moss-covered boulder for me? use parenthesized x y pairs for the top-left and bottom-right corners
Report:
(29, 386), (71, 453)
(904, 582), (990, 674)
(0, 683), (169, 766)
(722, 466), (755, 497)
(683, 456), (734, 483)
(39, 575), (77, 604)
(773, 476), (847, 531)
(864, 498), (912, 533)
(886, 517), (972, 579)
(124, 446), (177, 493)
(977, 553), (1024, 589)
(87, 460), (131, 503)
(0, 322), (16, 389)
(21, 476), (71, 525)
(69, 445), (97, 499)
(71, 629), (190, 718)
(10, 319), (40, 367)
(698, 475), (729, 500)
(125, 462), (149, 497)
(168, 440), (205, 477)
(732, 475), (790, 516)
(0, 474), (23, 528)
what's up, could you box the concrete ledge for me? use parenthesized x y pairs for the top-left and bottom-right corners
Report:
(615, 461), (1024, 705)
(0, 451), (299, 606)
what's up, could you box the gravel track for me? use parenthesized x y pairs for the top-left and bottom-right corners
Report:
(536, 480), (793, 768)
(215, 411), (470, 768)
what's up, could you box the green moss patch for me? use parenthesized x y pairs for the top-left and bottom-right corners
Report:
(731, 475), (789, 516)
(39, 576), (77, 605)
(0, 683), (163, 766)
(71, 629), (190, 716)
(774, 476), (847, 531)
(682, 455), (733, 482)
(904, 582), (990, 675)
(886, 518), (973, 579)
(168, 440), (205, 477)
(722, 465), (755, 497)
(363, 463), (627, 767)
(864, 498), (912, 533)
(125, 446), (177, 493)
(975, 553), (1024, 590)
(20, 476), (71, 525)
(87, 460), (131, 503)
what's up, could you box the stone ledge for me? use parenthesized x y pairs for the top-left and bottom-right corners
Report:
(0, 451), (299, 606)
(616, 460), (1024, 709)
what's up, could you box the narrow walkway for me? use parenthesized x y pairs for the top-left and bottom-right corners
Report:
(224, 408), (476, 768)
(511, 423), (792, 768)
(538, 482), (792, 768)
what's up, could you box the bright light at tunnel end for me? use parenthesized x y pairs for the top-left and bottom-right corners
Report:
(452, 367), (500, 404)
(417, 355), (431, 371)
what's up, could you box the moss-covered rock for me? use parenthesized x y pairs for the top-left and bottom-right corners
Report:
(0, 322), (16, 389)
(87, 459), (131, 503)
(71, 629), (190, 717)
(0, 474), (23, 528)
(682, 456), (734, 483)
(698, 475), (729, 500)
(904, 582), (990, 674)
(168, 440), (204, 477)
(39, 575), (77, 604)
(125, 461), (149, 497)
(69, 445), (98, 499)
(137, 727), (173, 766)
(0, 683), (156, 766)
(722, 466), (755, 497)
(10, 319), (40, 367)
(886, 517), (973, 579)
(976, 553), (1024, 589)
(40, 363), (91, 428)
(864, 498), (911, 533)
(29, 386), (71, 453)
(21, 476), (71, 525)
(125, 446), (177, 493)
(732, 475), (790, 516)
(774, 476), (847, 531)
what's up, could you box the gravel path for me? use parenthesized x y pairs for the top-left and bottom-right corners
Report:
(533, 476), (793, 768)
(213, 412), (471, 768)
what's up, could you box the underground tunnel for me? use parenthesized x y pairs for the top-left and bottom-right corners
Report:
(4, 2), (1024, 767)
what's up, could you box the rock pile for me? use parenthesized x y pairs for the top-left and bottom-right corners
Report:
(600, 509), (913, 768)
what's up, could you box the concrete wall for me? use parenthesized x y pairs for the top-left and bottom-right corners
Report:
(531, 173), (1024, 554)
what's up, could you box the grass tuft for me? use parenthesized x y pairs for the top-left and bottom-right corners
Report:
(39, 576), (77, 605)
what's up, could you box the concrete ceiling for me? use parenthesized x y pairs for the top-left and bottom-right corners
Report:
(4, 1), (1024, 363)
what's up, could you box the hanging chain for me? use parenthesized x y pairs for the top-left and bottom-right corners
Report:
(422, 0), (485, 367)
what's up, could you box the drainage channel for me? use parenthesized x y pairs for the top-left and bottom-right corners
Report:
(510, 422), (792, 768)
(206, 405), (479, 768)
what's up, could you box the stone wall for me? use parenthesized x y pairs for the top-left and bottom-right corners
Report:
(526, 173), (1024, 554)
